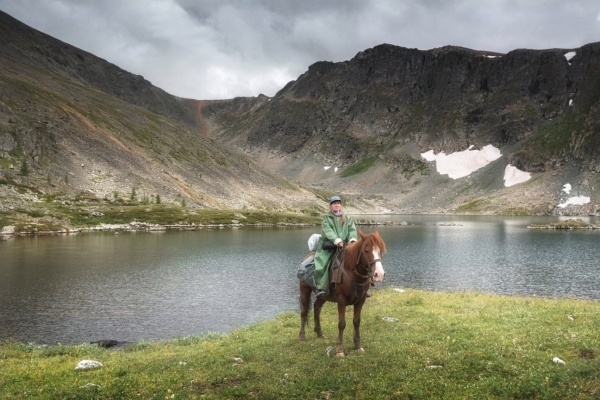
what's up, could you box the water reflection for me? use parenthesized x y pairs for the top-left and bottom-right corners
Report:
(370, 216), (600, 299)
(1, 215), (598, 344)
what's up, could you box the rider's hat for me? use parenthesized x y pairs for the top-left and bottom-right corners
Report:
(329, 196), (342, 204)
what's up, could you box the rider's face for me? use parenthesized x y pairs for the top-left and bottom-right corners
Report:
(330, 201), (342, 212)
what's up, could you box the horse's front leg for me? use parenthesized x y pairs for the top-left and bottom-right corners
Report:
(336, 301), (347, 357)
(353, 298), (366, 352)
(313, 296), (327, 338)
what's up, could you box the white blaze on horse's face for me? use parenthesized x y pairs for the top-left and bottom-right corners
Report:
(372, 246), (385, 282)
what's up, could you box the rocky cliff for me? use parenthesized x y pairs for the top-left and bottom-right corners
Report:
(201, 42), (600, 215)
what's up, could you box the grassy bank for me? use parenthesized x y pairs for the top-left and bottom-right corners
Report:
(1, 289), (599, 399)
(0, 204), (321, 234)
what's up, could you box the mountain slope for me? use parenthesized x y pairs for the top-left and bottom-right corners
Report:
(1, 9), (598, 221)
(0, 10), (321, 226)
(200, 43), (600, 215)
(0, 10), (199, 128)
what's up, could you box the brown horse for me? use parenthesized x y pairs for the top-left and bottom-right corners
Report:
(299, 230), (386, 357)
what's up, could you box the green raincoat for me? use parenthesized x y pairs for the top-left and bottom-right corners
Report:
(313, 212), (358, 292)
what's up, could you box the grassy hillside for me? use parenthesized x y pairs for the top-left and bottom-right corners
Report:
(0, 56), (325, 223)
(1, 289), (598, 399)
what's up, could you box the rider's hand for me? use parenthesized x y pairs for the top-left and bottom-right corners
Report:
(337, 241), (344, 248)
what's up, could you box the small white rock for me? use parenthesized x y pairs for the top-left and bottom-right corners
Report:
(232, 357), (243, 363)
(179, 361), (187, 366)
(552, 357), (565, 364)
(382, 317), (399, 322)
(394, 288), (405, 293)
(75, 360), (103, 370)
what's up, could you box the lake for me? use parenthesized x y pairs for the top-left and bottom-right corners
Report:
(0, 215), (598, 345)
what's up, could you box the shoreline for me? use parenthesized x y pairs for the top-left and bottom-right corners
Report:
(0, 220), (404, 239)
(1, 221), (320, 237)
(527, 218), (599, 230)
(3, 287), (599, 348)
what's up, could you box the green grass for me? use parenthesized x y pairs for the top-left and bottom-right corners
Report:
(0, 289), (598, 399)
(0, 156), (15, 169)
(388, 157), (430, 180)
(339, 156), (378, 178)
(0, 176), (41, 194)
(453, 199), (492, 213)
(495, 207), (533, 216)
(529, 219), (594, 229)
(512, 111), (585, 166)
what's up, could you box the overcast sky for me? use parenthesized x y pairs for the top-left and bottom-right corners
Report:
(1, 1), (599, 100)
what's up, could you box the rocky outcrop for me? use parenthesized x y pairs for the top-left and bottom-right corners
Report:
(198, 41), (599, 216)
(204, 42), (599, 172)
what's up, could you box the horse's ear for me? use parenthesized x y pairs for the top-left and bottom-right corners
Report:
(359, 230), (366, 240)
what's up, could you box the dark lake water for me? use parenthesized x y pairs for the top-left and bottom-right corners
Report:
(1, 215), (598, 345)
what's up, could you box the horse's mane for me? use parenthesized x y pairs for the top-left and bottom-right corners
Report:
(345, 231), (386, 264)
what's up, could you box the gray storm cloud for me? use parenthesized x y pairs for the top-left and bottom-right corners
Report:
(0, 0), (598, 99)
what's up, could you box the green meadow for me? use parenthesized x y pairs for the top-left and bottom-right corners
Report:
(1, 289), (599, 399)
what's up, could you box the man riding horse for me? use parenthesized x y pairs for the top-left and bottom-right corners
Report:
(299, 204), (387, 356)
(313, 196), (358, 298)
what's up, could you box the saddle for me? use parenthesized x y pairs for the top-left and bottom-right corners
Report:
(297, 246), (344, 289)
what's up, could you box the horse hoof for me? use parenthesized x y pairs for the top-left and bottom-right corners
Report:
(317, 334), (327, 339)
(357, 347), (365, 353)
(336, 352), (345, 357)
(299, 337), (306, 343)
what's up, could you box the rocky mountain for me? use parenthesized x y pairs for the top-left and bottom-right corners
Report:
(0, 10), (321, 228)
(1, 9), (598, 228)
(200, 42), (600, 215)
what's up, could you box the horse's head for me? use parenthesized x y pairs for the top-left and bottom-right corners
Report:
(358, 230), (386, 282)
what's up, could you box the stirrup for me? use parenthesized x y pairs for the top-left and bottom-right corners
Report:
(316, 290), (327, 298)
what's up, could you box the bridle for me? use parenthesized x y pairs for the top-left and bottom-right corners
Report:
(338, 240), (383, 304)
(354, 248), (382, 280)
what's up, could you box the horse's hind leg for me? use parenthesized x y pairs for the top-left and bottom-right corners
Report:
(313, 296), (327, 339)
(299, 283), (311, 343)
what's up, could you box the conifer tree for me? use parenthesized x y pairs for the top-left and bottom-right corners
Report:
(20, 158), (29, 176)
